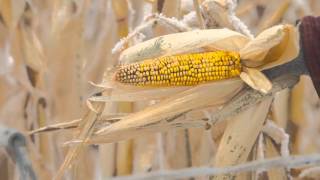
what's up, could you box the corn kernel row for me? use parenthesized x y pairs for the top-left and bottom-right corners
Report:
(115, 51), (241, 87)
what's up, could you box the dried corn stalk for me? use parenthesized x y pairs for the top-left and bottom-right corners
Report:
(9, 1), (318, 180)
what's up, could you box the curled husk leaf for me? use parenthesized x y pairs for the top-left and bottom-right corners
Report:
(240, 24), (299, 70)
(240, 67), (272, 94)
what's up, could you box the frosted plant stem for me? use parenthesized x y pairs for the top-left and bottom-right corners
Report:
(112, 18), (156, 54)
(152, 13), (192, 32)
(263, 120), (292, 179)
(111, 154), (320, 180)
(262, 120), (290, 157)
(226, 0), (254, 39)
(112, 13), (192, 55)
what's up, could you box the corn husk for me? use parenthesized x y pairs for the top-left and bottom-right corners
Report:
(85, 78), (243, 144)
(212, 97), (273, 180)
(119, 29), (249, 64)
(3, 1), (316, 179)
(119, 25), (298, 70)
(104, 24), (298, 95)
(240, 24), (299, 70)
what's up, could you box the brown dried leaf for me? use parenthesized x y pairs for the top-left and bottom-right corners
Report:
(55, 102), (105, 179)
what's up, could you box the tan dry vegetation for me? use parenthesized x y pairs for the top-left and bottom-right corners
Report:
(0, 0), (320, 180)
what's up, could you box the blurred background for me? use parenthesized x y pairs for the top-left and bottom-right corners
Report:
(0, 0), (320, 179)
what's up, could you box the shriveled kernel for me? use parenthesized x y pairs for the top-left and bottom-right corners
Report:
(115, 51), (242, 86)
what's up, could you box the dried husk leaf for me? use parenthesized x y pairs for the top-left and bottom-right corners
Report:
(68, 117), (204, 145)
(212, 97), (273, 180)
(240, 24), (299, 70)
(55, 102), (105, 179)
(239, 67), (272, 94)
(90, 85), (193, 102)
(119, 29), (249, 64)
(97, 79), (242, 132)
(240, 26), (284, 63)
(239, 72), (256, 90)
(77, 79), (244, 144)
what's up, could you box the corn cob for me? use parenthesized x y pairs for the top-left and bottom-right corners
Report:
(115, 51), (241, 86)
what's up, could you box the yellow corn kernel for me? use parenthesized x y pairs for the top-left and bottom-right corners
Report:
(115, 51), (241, 87)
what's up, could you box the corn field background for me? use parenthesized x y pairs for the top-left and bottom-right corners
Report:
(1, 0), (320, 179)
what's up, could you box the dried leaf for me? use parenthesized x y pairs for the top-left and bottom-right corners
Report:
(240, 67), (272, 94)
(55, 102), (105, 179)
(212, 97), (273, 180)
(240, 24), (299, 70)
(75, 79), (244, 144)
(96, 79), (243, 134)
